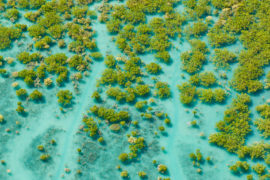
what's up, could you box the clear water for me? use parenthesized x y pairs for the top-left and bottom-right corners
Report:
(0, 1), (269, 180)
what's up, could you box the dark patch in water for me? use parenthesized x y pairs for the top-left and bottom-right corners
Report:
(23, 127), (64, 179)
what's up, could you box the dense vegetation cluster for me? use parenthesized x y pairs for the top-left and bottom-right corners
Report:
(209, 94), (251, 152)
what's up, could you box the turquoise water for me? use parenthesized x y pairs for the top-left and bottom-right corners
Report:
(0, 1), (270, 180)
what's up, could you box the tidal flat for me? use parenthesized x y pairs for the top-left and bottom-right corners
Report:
(0, 0), (270, 179)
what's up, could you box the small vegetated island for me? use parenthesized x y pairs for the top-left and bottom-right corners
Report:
(0, 0), (269, 179)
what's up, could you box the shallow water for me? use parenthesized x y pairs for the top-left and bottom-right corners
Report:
(0, 1), (270, 180)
